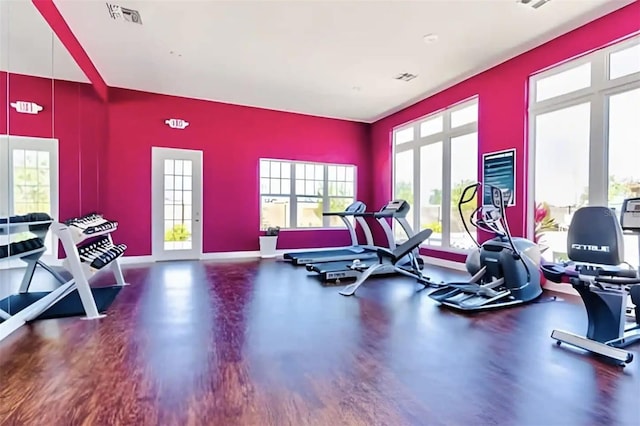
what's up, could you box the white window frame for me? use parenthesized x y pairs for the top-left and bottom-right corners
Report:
(527, 35), (640, 239)
(259, 159), (357, 230)
(392, 96), (479, 253)
(0, 135), (59, 268)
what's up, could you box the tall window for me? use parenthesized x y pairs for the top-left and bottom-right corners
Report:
(393, 97), (478, 250)
(259, 159), (356, 229)
(529, 35), (640, 265)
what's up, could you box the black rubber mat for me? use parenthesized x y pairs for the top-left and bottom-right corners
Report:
(0, 286), (121, 319)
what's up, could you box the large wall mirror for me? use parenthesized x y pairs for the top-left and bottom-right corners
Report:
(1, 0), (92, 272)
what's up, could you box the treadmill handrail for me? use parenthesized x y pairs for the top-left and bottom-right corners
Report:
(352, 212), (376, 217)
(323, 212), (360, 217)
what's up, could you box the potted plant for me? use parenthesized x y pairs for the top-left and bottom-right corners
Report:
(534, 202), (558, 255)
(259, 226), (280, 259)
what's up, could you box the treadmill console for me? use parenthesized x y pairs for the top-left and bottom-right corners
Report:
(345, 201), (367, 214)
(621, 198), (640, 232)
(376, 200), (410, 218)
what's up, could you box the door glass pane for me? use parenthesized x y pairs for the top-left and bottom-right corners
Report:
(297, 197), (323, 228)
(260, 160), (270, 178)
(394, 150), (414, 241)
(607, 88), (640, 267)
(534, 102), (591, 262)
(420, 142), (443, 246)
(450, 133), (478, 250)
(535, 63), (591, 102)
(609, 43), (640, 80)
(12, 149), (54, 255)
(394, 127), (414, 145)
(164, 159), (193, 251)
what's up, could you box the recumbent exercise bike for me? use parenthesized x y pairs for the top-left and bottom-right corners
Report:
(541, 201), (640, 366)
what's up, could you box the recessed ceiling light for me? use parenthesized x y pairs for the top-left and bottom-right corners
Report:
(423, 33), (439, 44)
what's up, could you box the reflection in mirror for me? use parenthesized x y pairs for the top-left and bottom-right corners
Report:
(1, 0), (55, 269)
(1, 0), (92, 277)
(1, 0), (10, 267)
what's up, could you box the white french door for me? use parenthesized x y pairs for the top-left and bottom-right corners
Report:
(151, 147), (203, 261)
(0, 135), (59, 268)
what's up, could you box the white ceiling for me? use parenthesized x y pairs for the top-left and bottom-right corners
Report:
(0, 0), (89, 83)
(7, 0), (636, 122)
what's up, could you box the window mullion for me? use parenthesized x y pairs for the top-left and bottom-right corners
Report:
(291, 163), (297, 229)
(413, 138), (420, 234)
(588, 52), (608, 206)
(323, 165), (329, 227)
(442, 111), (453, 249)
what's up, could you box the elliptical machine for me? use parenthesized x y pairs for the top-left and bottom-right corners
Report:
(429, 182), (543, 311)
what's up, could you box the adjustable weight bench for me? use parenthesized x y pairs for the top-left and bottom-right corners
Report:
(339, 228), (434, 296)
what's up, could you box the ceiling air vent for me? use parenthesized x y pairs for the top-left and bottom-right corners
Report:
(395, 72), (418, 82)
(518, 0), (552, 9)
(106, 3), (142, 24)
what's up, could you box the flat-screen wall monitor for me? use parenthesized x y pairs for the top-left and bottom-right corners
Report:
(482, 149), (515, 207)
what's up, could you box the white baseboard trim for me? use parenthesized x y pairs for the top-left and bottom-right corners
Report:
(200, 251), (260, 260)
(422, 255), (467, 271)
(276, 246), (345, 254)
(119, 255), (155, 265)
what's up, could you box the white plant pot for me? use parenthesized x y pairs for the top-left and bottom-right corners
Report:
(259, 235), (278, 259)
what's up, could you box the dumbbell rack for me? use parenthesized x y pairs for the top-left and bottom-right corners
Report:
(0, 213), (129, 343)
(52, 214), (129, 320)
(0, 215), (66, 341)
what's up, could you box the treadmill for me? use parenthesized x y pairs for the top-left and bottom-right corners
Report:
(283, 201), (377, 266)
(305, 200), (425, 281)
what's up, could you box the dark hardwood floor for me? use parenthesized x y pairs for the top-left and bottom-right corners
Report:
(1, 259), (639, 426)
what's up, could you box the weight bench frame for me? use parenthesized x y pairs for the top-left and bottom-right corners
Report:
(339, 228), (434, 296)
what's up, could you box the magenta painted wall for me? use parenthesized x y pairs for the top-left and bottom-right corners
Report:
(1, 72), (108, 222)
(370, 2), (640, 262)
(104, 88), (371, 256)
(4, 1), (639, 260)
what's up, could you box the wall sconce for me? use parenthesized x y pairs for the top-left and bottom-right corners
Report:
(165, 118), (189, 129)
(10, 101), (43, 115)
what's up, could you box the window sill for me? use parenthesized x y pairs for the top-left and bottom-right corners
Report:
(419, 244), (474, 256)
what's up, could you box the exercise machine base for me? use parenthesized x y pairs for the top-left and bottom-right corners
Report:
(551, 329), (635, 365)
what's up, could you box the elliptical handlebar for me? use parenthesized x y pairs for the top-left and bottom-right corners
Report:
(470, 208), (505, 236)
(457, 182), (522, 258)
(485, 183), (521, 259)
